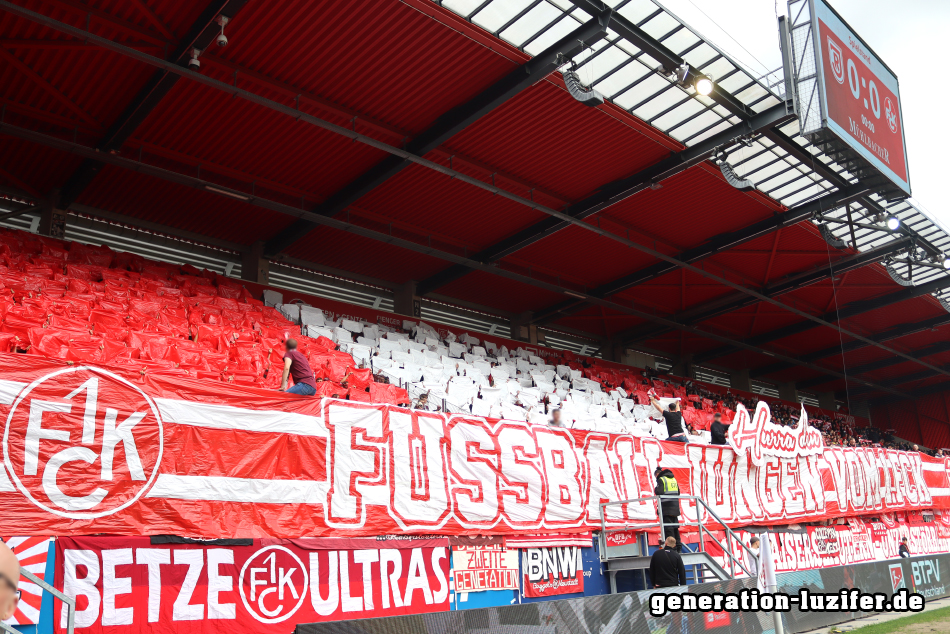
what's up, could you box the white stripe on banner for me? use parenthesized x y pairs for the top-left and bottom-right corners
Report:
(922, 463), (947, 472)
(155, 398), (327, 437)
(0, 379), (26, 405)
(0, 467), (13, 493)
(927, 487), (950, 497)
(1, 382), (326, 436)
(146, 474), (327, 504)
(0, 380), (22, 493)
(664, 455), (691, 469)
(504, 532), (592, 548)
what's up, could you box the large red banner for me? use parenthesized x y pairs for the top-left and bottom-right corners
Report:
(53, 536), (449, 634)
(1, 356), (948, 538)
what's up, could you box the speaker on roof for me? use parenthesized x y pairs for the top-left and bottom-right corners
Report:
(719, 161), (755, 191)
(561, 67), (604, 107)
(818, 223), (849, 249)
(885, 261), (915, 287)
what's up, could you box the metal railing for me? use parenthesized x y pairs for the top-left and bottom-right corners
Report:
(0, 566), (75, 634)
(599, 495), (759, 580)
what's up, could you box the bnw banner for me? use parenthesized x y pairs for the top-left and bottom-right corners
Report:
(1, 357), (949, 538)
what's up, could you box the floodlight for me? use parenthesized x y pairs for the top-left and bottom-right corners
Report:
(886, 216), (900, 231)
(944, 257), (950, 270)
(694, 75), (714, 96)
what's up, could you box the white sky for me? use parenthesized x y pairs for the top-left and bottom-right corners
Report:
(658, 0), (950, 229)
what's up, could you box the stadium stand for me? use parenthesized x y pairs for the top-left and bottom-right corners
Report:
(1, 1), (949, 632)
(0, 225), (906, 452)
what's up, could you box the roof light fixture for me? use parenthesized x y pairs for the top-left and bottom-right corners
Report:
(874, 213), (901, 231)
(694, 75), (714, 96)
(187, 48), (201, 70)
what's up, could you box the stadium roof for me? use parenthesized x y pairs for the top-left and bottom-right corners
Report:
(0, 0), (949, 407)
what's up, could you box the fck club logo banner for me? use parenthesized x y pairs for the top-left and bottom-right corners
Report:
(2, 365), (163, 519)
(1, 355), (949, 538)
(53, 536), (450, 634)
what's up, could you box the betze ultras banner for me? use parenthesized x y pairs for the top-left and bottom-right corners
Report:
(54, 536), (450, 634)
(1, 356), (949, 538)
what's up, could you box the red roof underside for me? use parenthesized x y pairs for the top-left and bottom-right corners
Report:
(0, 0), (946, 402)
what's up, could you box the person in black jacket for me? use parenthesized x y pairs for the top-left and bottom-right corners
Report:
(899, 537), (911, 558)
(655, 467), (682, 551)
(651, 395), (687, 442)
(650, 536), (687, 588)
(710, 412), (729, 445)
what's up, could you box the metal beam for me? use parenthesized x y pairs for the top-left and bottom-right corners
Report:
(753, 313), (950, 378)
(796, 340), (950, 389)
(618, 238), (911, 344)
(882, 368), (950, 388)
(416, 103), (793, 296)
(0, 119), (914, 398)
(528, 182), (873, 324)
(870, 378), (950, 406)
(262, 10), (612, 256)
(58, 0), (249, 209)
(694, 274), (950, 364)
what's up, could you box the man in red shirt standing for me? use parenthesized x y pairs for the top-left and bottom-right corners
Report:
(280, 339), (318, 396)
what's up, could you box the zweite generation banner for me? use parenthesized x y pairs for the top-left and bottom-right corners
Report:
(53, 536), (450, 634)
(1, 357), (949, 538)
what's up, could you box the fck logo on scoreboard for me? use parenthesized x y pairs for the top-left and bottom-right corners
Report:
(2, 367), (163, 518)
